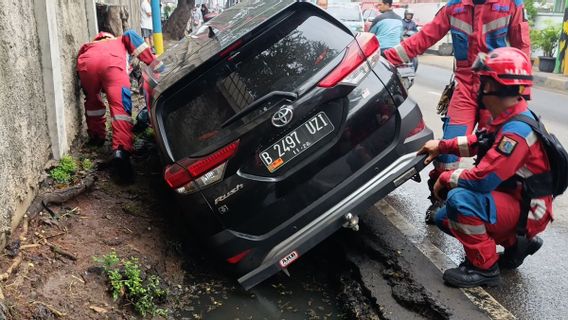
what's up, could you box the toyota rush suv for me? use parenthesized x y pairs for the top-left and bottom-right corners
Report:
(145, 0), (433, 290)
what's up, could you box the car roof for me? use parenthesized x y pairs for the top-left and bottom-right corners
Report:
(153, 0), (297, 96)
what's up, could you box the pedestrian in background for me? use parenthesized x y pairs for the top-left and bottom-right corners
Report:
(382, 0), (531, 224)
(140, 0), (153, 49)
(369, 0), (403, 53)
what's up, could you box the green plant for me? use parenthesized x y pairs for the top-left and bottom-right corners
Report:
(81, 158), (94, 171)
(94, 252), (168, 317)
(49, 155), (78, 184)
(524, 0), (538, 27)
(532, 22), (562, 57)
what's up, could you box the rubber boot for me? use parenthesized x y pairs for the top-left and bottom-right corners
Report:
(499, 236), (543, 269)
(443, 260), (501, 288)
(111, 148), (134, 184)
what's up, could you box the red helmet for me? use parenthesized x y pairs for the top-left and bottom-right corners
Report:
(472, 47), (532, 87)
(93, 32), (115, 41)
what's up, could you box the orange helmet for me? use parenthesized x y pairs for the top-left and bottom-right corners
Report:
(472, 47), (533, 87)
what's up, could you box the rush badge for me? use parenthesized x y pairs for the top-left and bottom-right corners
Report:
(497, 136), (518, 156)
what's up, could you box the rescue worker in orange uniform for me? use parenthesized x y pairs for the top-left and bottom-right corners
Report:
(382, 0), (531, 223)
(418, 48), (551, 287)
(77, 30), (163, 181)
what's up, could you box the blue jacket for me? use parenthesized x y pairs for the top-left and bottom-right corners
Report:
(369, 10), (403, 50)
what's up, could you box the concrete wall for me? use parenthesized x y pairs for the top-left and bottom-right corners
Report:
(57, 0), (92, 148)
(0, 0), (107, 247)
(0, 1), (52, 244)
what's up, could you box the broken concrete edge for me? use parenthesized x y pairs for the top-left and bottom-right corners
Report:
(371, 199), (516, 320)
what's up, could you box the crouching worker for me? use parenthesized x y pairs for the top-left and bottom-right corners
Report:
(418, 47), (558, 288)
(77, 30), (163, 183)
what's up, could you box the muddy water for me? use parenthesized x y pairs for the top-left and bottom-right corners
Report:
(174, 242), (350, 320)
(138, 140), (349, 319)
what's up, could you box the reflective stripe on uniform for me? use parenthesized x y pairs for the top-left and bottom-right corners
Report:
(482, 16), (511, 34)
(450, 16), (473, 34)
(450, 168), (465, 188)
(449, 220), (486, 235)
(435, 161), (460, 171)
(133, 42), (149, 57)
(151, 60), (164, 72)
(525, 131), (537, 147)
(112, 115), (133, 123)
(394, 44), (411, 63)
(529, 199), (547, 221)
(516, 165), (534, 178)
(457, 136), (470, 157)
(86, 109), (106, 117)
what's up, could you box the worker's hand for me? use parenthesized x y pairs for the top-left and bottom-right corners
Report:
(433, 178), (446, 201)
(417, 140), (441, 165)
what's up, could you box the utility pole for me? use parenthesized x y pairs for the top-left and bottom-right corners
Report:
(555, 0), (568, 75)
(151, 0), (164, 55)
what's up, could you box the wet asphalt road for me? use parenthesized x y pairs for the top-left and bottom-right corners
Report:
(389, 60), (568, 320)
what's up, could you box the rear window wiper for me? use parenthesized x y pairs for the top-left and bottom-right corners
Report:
(221, 91), (298, 128)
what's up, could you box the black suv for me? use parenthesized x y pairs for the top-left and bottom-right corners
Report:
(146, 0), (433, 289)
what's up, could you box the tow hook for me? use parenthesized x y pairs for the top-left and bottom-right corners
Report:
(343, 213), (359, 231)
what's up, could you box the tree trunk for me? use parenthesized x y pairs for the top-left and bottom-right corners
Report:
(164, 0), (195, 40)
(96, 3), (130, 36)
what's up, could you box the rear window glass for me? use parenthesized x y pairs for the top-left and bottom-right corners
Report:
(162, 11), (352, 159)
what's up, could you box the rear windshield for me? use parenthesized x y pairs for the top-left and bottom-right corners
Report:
(161, 10), (352, 159)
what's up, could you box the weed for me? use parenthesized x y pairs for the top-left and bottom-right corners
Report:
(94, 251), (168, 317)
(49, 155), (78, 184)
(81, 158), (94, 171)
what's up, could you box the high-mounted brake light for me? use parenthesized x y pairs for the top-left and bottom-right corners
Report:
(318, 32), (380, 88)
(164, 140), (240, 192)
(219, 39), (244, 58)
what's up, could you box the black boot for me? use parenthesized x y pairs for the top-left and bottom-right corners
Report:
(111, 149), (134, 184)
(443, 260), (501, 288)
(499, 236), (543, 270)
(87, 136), (105, 147)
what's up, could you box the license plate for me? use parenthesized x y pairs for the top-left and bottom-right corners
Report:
(260, 112), (334, 172)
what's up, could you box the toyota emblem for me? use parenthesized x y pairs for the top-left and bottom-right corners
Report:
(271, 106), (294, 127)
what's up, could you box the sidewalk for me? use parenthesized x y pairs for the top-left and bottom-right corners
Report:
(419, 54), (568, 91)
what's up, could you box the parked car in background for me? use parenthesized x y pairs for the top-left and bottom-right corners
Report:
(325, 3), (364, 33)
(144, 0), (432, 290)
(362, 7), (379, 31)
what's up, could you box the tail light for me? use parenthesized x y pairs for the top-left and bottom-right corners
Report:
(406, 119), (426, 138)
(226, 249), (252, 264)
(318, 32), (380, 88)
(164, 140), (240, 194)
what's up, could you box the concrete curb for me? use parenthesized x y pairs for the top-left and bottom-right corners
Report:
(419, 54), (568, 91)
(533, 73), (568, 91)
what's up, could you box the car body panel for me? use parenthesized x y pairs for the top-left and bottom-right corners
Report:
(146, 0), (433, 290)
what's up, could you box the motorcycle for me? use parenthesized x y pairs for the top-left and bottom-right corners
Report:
(397, 30), (419, 90)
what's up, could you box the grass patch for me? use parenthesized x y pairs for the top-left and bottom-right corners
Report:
(94, 251), (168, 317)
(49, 155), (94, 184)
(49, 155), (78, 184)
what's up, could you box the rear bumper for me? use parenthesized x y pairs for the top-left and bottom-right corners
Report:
(209, 96), (433, 290)
(238, 150), (429, 289)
